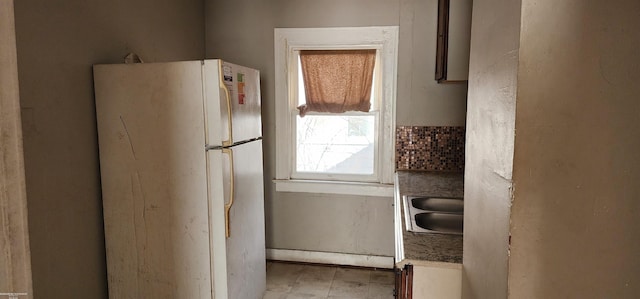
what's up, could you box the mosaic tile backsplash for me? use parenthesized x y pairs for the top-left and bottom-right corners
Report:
(396, 126), (465, 172)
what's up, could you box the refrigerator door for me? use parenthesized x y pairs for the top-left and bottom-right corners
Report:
(208, 140), (266, 299)
(203, 60), (262, 146)
(94, 62), (213, 299)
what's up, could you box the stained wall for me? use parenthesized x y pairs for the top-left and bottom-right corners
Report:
(13, 1), (205, 297)
(510, 0), (640, 297)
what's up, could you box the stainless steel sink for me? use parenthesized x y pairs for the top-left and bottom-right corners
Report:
(414, 212), (463, 234)
(404, 196), (463, 235)
(411, 197), (464, 213)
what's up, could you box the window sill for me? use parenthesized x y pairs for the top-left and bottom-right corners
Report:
(273, 179), (394, 197)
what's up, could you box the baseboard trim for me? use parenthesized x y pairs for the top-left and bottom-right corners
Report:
(266, 248), (394, 269)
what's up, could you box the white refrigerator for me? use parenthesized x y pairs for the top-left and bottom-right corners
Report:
(93, 60), (266, 299)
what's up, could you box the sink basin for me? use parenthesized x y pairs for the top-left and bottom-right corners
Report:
(403, 196), (464, 235)
(414, 212), (463, 234)
(411, 197), (463, 213)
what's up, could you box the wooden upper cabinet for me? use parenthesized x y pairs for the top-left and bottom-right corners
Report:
(435, 0), (473, 83)
(394, 264), (414, 299)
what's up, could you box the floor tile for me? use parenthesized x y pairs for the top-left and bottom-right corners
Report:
(369, 270), (395, 285)
(263, 262), (395, 299)
(298, 264), (337, 282)
(286, 293), (327, 299)
(328, 280), (368, 298)
(334, 267), (371, 284)
(367, 282), (395, 299)
(262, 290), (288, 299)
(266, 262), (306, 293)
(289, 279), (332, 297)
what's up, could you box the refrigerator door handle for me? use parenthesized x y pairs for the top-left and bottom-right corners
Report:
(222, 147), (235, 238)
(219, 62), (234, 147)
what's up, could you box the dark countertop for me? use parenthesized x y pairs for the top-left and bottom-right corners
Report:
(396, 171), (464, 264)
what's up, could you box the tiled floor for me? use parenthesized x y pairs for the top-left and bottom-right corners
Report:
(263, 261), (395, 299)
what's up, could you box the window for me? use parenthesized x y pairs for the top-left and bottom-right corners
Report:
(294, 50), (378, 181)
(274, 27), (398, 196)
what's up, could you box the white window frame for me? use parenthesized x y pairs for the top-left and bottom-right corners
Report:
(292, 49), (381, 182)
(274, 27), (398, 196)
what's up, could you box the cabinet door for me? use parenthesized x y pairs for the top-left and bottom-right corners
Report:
(412, 264), (463, 298)
(435, 0), (473, 82)
(394, 264), (414, 299)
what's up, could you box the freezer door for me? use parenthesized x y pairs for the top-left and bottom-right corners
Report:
(208, 140), (266, 299)
(94, 61), (213, 299)
(203, 60), (262, 146)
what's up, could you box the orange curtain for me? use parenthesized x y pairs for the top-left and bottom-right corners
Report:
(298, 49), (376, 116)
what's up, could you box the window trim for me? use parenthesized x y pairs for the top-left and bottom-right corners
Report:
(273, 179), (394, 197)
(274, 27), (398, 191)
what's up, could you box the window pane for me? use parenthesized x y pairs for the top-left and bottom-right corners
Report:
(296, 114), (375, 175)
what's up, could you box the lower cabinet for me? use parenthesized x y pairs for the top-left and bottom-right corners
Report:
(394, 264), (413, 299)
(395, 262), (462, 299)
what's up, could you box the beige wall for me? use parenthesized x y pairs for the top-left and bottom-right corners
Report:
(205, 0), (466, 258)
(13, 0), (204, 297)
(0, 0), (33, 297)
(465, 0), (640, 298)
(269, 193), (394, 255)
(462, 0), (521, 297)
(510, 0), (640, 297)
(397, 0), (468, 126)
